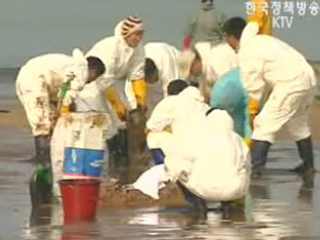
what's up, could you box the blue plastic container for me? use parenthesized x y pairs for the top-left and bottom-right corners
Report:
(151, 148), (165, 165)
(63, 147), (107, 179)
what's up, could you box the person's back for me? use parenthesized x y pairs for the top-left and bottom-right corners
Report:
(239, 23), (316, 92)
(147, 82), (209, 161)
(144, 42), (181, 84)
(17, 54), (73, 87)
(147, 86), (209, 143)
(183, 109), (251, 201)
(171, 87), (209, 145)
(144, 42), (181, 103)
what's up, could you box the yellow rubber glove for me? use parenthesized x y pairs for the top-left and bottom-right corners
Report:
(244, 138), (252, 148)
(106, 85), (127, 121)
(247, 0), (273, 35)
(60, 105), (70, 115)
(132, 78), (147, 110)
(249, 99), (260, 129)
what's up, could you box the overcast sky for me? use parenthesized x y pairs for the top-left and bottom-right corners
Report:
(1, 0), (319, 68)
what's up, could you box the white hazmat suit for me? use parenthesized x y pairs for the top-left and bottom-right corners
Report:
(16, 49), (89, 136)
(83, 20), (145, 111)
(238, 22), (317, 143)
(147, 86), (210, 157)
(146, 88), (251, 201)
(144, 42), (182, 97)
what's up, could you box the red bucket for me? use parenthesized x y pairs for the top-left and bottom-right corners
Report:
(59, 179), (100, 223)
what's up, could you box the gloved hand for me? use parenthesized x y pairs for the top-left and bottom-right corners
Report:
(106, 86), (127, 122)
(132, 79), (147, 111)
(243, 138), (252, 148)
(249, 99), (260, 129)
(34, 135), (51, 168)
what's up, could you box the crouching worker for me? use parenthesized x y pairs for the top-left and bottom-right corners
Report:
(144, 80), (209, 213)
(140, 80), (251, 215)
(16, 49), (106, 204)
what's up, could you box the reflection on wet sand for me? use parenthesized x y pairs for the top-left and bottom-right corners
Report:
(3, 125), (320, 240)
(22, 170), (319, 240)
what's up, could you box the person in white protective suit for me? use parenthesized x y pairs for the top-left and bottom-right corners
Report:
(144, 42), (182, 98)
(79, 16), (148, 159)
(16, 49), (106, 168)
(178, 41), (238, 102)
(83, 15), (147, 113)
(223, 17), (317, 175)
(144, 80), (251, 214)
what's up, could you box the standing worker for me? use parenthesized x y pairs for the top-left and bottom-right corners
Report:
(223, 17), (317, 176)
(183, 0), (224, 51)
(84, 15), (147, 113)
(247, 0), (273, 125)
(82, 16), (148, 160)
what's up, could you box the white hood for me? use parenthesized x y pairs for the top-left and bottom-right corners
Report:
(206, 109), (234, 132)
(67, 48), (89, 91)
(179, 86), (205, 103)
(114, 20), (124, 38)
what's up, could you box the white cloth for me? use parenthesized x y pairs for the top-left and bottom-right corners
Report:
(84, 20), (145, 110)
(144, 42), (182, 97)
(16, 50), (89, 136)
(132, 164), (168, 199)
(238, 22), (317, 142)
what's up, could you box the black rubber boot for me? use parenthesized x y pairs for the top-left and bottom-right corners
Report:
(118, 129), (129, 159)
(177, 181), (207, 216)
(292, 136), (315, 174)
(30, 136), (53, 206)
(251, 140), (272, 177)
(34, 136), (51, 167)
(220, 201), (234, 219)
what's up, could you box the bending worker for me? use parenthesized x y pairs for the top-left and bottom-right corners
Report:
(223, 17), (317, 175)
(144, 42), (182, 109)
(16, 49), (106, 169)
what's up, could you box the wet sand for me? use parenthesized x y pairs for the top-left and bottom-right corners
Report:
(1, 102), (320, 239)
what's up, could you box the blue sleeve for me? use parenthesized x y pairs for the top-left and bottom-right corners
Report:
(210, 67), (252, 138)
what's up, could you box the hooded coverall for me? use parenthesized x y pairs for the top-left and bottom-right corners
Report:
(144, 42), (182, 97)
(16, 49), (89, 166)
(238, 22), (317, 172)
